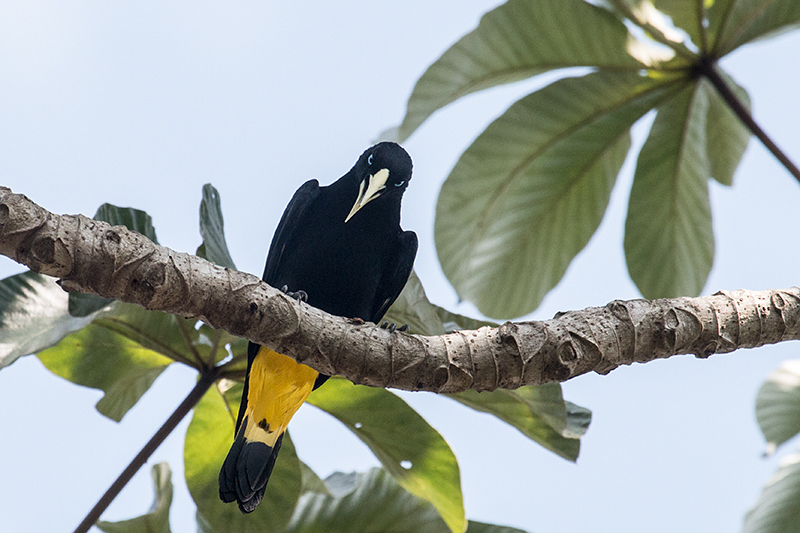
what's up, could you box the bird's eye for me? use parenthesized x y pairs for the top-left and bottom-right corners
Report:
(394, 180), (405, 187)
(368, 154), (374, 165)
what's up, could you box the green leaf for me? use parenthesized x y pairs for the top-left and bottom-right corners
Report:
(743, 452), (800, 533)
(448, 384), (590, 462)
(384, 271), (497, 337)
(397, 0), (642, 141)
(37, 321), (172, 421)
(710, 0), (800, 55)
(308, 379), (465, 533)
(186, 383), (303, 533)
(96, 462), (173, 533)
(624, 80), (714, 299)
(437, 71), (680, 319)
(466, 521), (529, 533)
(756, 359), (800, 451)
(652, 0), (707, 50)
(300, 461), (332, 496)
(705, 69), (751, 186)
(93, 203), (159, 244)
(285, 468), (452, 533)
(197, 184), (236, 270)
(70, 203), (159, 317)
(0, 271), (95, 369)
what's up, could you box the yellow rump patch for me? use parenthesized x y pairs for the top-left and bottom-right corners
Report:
(242, 346), (319, 447)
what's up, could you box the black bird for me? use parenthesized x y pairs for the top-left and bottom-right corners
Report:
(218, 141), (417, 513)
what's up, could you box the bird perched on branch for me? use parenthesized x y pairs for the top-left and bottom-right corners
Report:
(219, 142), (418, 513)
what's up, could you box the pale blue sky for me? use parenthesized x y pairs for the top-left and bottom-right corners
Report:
(1, 2), (800, 532)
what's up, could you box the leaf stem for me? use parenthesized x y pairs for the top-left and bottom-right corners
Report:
(71, 369), (218, 533)
(697, 58), (800, 185)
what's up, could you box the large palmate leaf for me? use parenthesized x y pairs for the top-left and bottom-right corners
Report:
(197, 183), (236, 270)
(449, 383), (590, 462)
(436, 71), (681, 319)
(624, 80), (714, 299)
(97, 463), (173, 533)
(756, 359), (800, 451)
(0, 271), (95, 369)
(396, 0), (642, 141)
(186, 382), (303, 533)
(283, 468), (529, 533)
(743, 452), (800, 533)
(36, 316), (173, 422)
(710, 0), (800, 55)
(308, 379), (465, 533)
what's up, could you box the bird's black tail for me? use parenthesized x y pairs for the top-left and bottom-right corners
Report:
(218, 417), (284, 514)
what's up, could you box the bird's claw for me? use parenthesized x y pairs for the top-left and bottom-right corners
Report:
(281, 285), (308, 303)
(380, 321), (409, 333)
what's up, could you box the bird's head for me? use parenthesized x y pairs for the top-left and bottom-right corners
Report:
(345, 142), (412, 223)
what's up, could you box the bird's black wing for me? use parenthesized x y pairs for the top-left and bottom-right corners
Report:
(370, 230), (418, 323)
(261, 179), (320, 285)
(233, 179), (319, 435)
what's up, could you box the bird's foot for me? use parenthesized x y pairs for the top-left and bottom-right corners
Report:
(280, 285), (308, 303)
(380, 321), (409, 333)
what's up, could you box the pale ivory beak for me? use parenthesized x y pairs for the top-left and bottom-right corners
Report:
(345, 168), (389, 223)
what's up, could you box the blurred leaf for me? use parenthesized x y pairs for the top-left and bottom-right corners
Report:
(285, 469), (451, 533)
(384, 271), (496, 337)
(37, 321), (172, 422)
(308, 379), (465, 533)
(705, 71), (751, 186)
(70, 203), (160, 316)
(197, 184), (236, 270)
(756, 359), (800, 450)
(624, 81), (714, 299)
(466, 521), (529, 533)
(652, 0), (706, 49)
(449, 384), (590, 462)
(437, 71), (680, 319)
(96, 462), (173, 533)
(186, 383), (302, 533)
(0, 271), (95, 369)
(711, 0), (800, 55)
(397, 0), (642, 140)
(743, 452), (800, 533)
(300, 461), (332, 496)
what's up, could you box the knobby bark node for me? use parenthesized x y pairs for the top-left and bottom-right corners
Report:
(1, 186), (799, 393)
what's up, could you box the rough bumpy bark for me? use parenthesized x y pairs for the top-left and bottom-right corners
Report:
(1, 186), (798, 393)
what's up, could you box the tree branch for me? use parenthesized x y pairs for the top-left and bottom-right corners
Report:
(1, 186), (799, 393)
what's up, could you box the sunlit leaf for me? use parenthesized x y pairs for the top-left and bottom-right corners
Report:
(437, 71), (681, 318)
(186, 383), (302, 533)
(96, 462), (173, 533)
(743, 452), (800, 533)
(710, 0), (800, 55)
(0, 271), (94, 369)
(397, 0), (642, 140)
(37, 322), (172, 422)
(285, 469), (447, 533)
(197, 184), (236, 270)
(624, 80), (714, 299)
(449, 384), (590, 462)
(756, 359), (800, 451)
(308, 379), (465, 533)
(705, 70), (751, 186)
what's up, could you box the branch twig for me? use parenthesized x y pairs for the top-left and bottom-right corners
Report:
(71, 369), (217, 533)
(698, 57), (800, 185)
